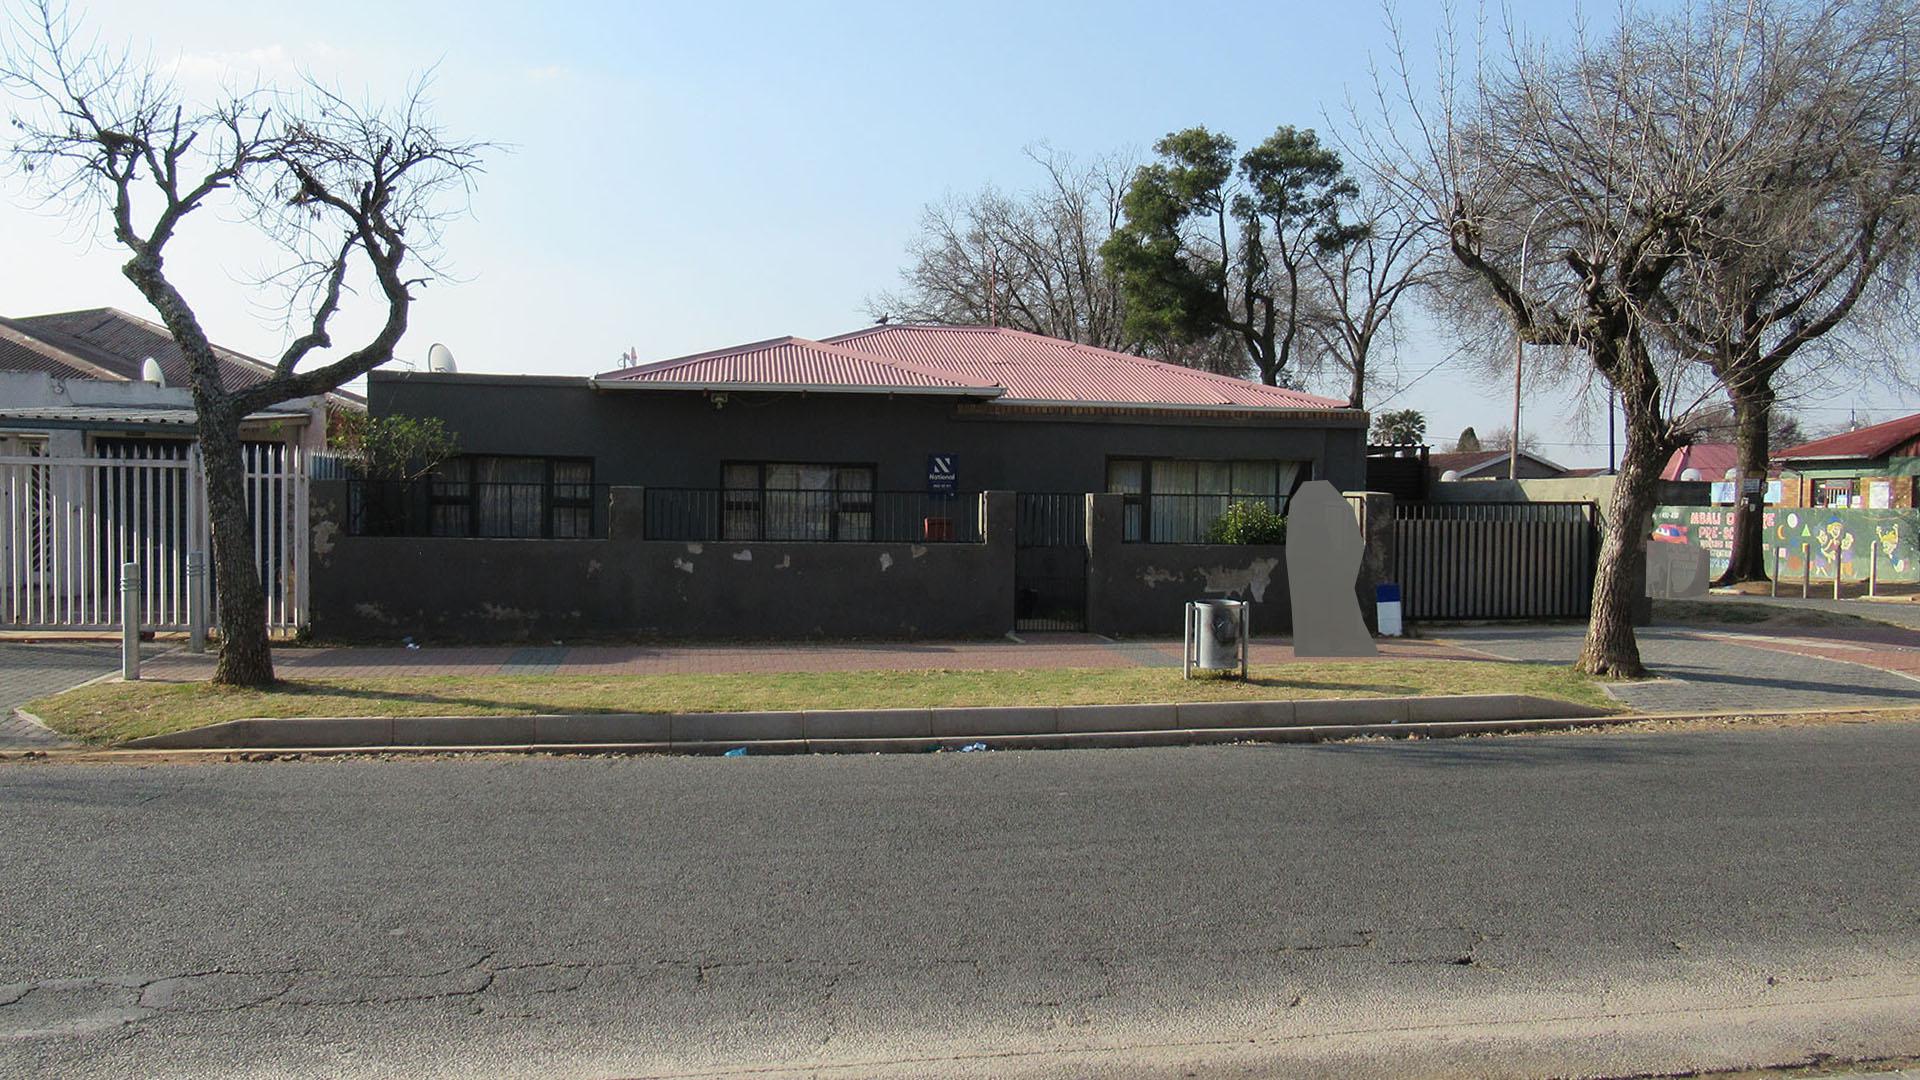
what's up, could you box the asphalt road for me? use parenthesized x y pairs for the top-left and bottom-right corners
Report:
(4, 726), (1919, 1080)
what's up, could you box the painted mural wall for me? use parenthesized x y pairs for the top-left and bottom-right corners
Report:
(1651, 505), (1920, 582)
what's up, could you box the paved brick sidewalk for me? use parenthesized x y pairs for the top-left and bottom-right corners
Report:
(129, 634), (1497, 682)
(0, 641), (122, 748)
(1437, 625), (1920, 713)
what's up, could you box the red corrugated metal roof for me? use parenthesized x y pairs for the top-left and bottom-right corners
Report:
(1663, 443), (1739, 481)
(602, 335), (998, 393)
(1774, 412), (1920, 463)
(597, 324), (1349, 410)
(827, 325), (1345, 408)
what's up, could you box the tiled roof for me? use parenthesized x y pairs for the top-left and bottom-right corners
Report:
(597, 324), (1350, 410)
(605, 336), (998, 395)
(1774, 412), (1920, 463)
(0, 308), (364, 406)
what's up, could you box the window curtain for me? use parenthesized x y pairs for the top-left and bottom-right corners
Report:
(476, 457), (545, 537)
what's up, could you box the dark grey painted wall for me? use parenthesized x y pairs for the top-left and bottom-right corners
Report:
(1083, 493), (1294, 636)
(370, 372), (1367, 495)
(309, 483), (1016, 642)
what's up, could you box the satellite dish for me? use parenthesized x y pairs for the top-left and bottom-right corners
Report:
(1680, 468), (1703, 481)
(427, 343), (458, 373)
(1440, 469), (1461, 482)
(139, 357), (166, 387)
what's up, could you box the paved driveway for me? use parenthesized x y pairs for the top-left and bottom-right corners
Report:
(1437, 624), (1920, 713)
(0, 642), (120, 748)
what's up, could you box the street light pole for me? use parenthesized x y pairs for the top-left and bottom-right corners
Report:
(1512, 203), (1550, 482)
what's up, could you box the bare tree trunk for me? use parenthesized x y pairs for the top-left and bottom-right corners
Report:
(198, 413), (276, 687)
(1714, 386), (1773, 585)
(1348, 361), (1366, 411)
(1577, 351), (1668, 680)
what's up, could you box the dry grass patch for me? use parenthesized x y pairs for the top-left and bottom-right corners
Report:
(26, 659), (1612, 745)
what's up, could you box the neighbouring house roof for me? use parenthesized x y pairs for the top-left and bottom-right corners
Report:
(1774, 411), (1920, 464)
(1428, 449), (1568, 478)
(1663, 443), (1738, 481)
(0, 307), (364, 407)
(593, 324), (1350, 411)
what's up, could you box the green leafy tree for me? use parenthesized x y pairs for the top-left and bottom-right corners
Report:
(1370, 408), (1426, 446)
(1206, 500), (1288, 545)
(1455, 427), (1482, 453)
(329, 413), (459, 481)
(1102, 125), (1363, 386)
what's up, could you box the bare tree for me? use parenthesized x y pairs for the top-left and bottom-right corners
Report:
(1368, 4), (1737, 676)
(1301, 184), (1439, 407)
(1, 0), (487, 686)
(1645, 0), (1920, 584)
(870, 146), (1135, 349)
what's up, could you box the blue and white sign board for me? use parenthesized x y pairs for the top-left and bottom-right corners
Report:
(927, 453), (957, 495)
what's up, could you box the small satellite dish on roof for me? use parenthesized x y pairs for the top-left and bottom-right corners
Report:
(427, 343), (457, 373)
(1440, 469), (1461, 482)
(139, 356), (166, 387)
(1680, 468), (1703, 481)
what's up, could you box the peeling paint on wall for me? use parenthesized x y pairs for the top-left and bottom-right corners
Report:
(672, 558), (695, 574)
(480, 603), (534, 621)
(1200, 557), (1279, 602)
(732, 550), (753, 562)
(1138, 568), (1181, 589)
(910, 545), (927, 559)
(586, 559), (602, 576)
(879, 552), (894, 572)
(352, 602), (395, 624)
(311, 520), (339, 557)
(686, 543), (704, 555)
(775, 555), (792, 570)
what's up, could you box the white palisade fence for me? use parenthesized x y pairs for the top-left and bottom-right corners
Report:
(0, 444), (308, 632)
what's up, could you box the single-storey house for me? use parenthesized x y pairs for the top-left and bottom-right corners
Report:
(369, 324), (1369, 541)
(0, 307), (359, 459)
(1772, 412), (1920, 509)
(317, 324), (1373, 640)
(1428, 448), (1567, 483)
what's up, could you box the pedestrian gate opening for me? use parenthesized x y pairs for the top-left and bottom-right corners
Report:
(1015, 493), (1086, 632)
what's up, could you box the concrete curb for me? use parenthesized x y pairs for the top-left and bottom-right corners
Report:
(115, 693), (1604, 751)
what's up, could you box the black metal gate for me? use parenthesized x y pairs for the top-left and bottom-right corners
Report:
(1015, 493), (1087, 631)
(1392, 501), (1599, 620)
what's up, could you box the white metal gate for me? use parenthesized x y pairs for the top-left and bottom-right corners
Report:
(0, 444), (308, 632)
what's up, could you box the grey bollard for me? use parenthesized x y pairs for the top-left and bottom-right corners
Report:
(120, 562), (140, 681)
(186, 550), (208, 654)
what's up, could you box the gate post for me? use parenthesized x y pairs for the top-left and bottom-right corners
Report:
(120, 561), (140, 680)
(1343, 491), (1395, 633)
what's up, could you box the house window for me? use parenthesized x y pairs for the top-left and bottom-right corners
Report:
(429, 456), (596, 538)
(1813, 478), (1858, 508)
(1107, 458), (1306, 542)
(722, 462), (875, 541)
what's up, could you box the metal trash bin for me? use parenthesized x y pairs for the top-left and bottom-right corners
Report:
(1184, 599), (1248, 679)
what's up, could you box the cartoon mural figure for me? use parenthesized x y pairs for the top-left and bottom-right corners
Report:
(1879, 523), (1909, 573)
(1285, 481), (1377, 658)
(1817, 517), (1855, 576)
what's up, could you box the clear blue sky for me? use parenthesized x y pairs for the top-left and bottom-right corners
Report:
(3, 0), (1912, 466)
